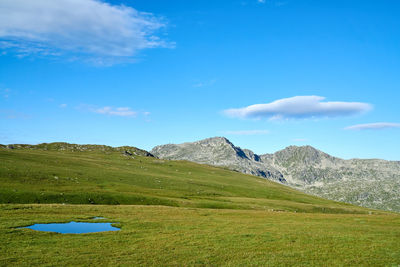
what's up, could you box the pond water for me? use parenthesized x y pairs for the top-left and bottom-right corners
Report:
(23, 221), (120, 234)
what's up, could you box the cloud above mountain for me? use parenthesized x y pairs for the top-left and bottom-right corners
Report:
(0, 0), (170, 64)
(94, 107), (137, 117)
(223, 96), (372, 120)
(345, 122), (400, 130)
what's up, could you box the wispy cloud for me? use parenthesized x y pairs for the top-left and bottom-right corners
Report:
(223, 130), (269, 135)
(0, 0), (171, 64)
(1, 88), (10, 98)
(223, 96), (372, 120)
(193, 79), (216, 88)
(0, 109), (30, 119)
(59, 104), (67, 108)
(256, 0), (287, 6)
(93, 107), (137, 117)
(345, 122), (400, 131)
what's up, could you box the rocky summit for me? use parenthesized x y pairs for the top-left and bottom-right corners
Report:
(151, 137), (400, 212)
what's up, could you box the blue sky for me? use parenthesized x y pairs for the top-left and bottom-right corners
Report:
(0, 0), (399, 160)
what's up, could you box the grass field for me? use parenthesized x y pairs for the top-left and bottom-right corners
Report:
(1, 204), (400, 266)
(0, 145), (399, 266)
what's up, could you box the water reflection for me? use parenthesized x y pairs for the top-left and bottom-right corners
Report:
(23, 221), (120, 234)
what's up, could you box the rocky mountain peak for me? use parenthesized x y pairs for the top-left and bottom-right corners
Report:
(151, 137), (245, 162)
(151, 137), (400, 212)
(150, 137), (285, 182)
(273, 145), (336, 165)
(193, 136), (234, 147)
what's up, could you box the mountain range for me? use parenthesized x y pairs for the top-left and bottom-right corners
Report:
(151, 137), (400, 212)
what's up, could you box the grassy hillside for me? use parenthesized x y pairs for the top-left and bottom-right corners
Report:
(0, 145), (372, 213)
(1, 144), (399, 266)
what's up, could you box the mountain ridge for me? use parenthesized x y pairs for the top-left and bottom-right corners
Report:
(151, 137), (286, 182)
(151, 137), (400, 212)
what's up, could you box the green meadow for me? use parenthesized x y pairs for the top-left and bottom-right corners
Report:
(1, 145), (399, 266)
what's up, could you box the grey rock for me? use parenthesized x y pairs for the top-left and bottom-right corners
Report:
(151, 137), (286, 183)
(151, 137), (400, 212)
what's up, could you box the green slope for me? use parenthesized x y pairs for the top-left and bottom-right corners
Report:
(1, 144), (400, 266)
(0, 144), (376, 214)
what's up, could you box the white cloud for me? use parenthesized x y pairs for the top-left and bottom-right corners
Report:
(345, 122), (400, 131)
(0, 0), (170, 64)
(223, 96), (372, 120)
(94, 106), (137, 117)
(256, 0), (287, 6)
(223, 130), (269, 135)
(59, 104), (67, 108)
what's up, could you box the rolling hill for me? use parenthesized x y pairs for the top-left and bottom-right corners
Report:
(1, 142), (400, 266)
(0, 142), (370, 213)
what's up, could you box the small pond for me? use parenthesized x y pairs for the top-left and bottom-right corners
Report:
(23, 221), (120, 234)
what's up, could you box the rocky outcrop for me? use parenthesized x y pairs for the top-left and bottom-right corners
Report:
(151, 137), (400, 212)
(151, 137), (285, 182)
